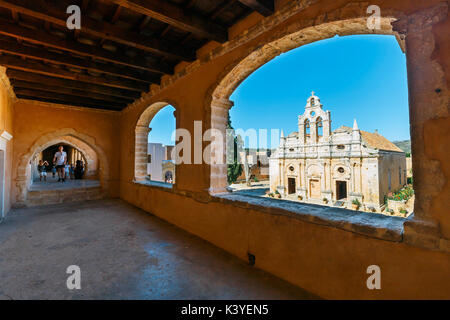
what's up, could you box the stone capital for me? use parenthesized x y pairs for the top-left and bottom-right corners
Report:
(135, 125), (151, 134)
(211, 98), (234, 111)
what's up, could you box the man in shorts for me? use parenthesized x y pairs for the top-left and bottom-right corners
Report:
(53, 145), (68, 182)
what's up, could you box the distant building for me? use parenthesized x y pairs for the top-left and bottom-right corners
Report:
(236, 149), (271, 182)
(269, 93), (406, 210)
(147, 143), (175, 183)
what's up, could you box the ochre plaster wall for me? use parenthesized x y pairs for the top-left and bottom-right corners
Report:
(118, 0), (450, 298)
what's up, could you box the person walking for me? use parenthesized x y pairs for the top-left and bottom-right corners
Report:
(53, 146), (67, 182)
(38, 160), (49, 182)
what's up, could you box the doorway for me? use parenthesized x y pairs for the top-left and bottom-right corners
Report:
(288, 178), (296, 194)
(309, 179), (320, 199)
(336, 181), (347, 200)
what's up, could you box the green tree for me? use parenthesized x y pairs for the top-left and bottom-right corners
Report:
(226, 114), (243, 184)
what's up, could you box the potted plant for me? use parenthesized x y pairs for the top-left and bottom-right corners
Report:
(399, 208), (408, 217)
(275, 190), (281, 199)
(323, 197), (328, 204)
(298, 195), (303, 201)
(351, 199), (361, 210)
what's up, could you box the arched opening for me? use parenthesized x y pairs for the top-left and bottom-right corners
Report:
(210, 16), (414, 218)
(30, 142), (96, 184)
(135, 102), (176, 187)
(316, 117), (323, 140)
(15, 129), (108, 207)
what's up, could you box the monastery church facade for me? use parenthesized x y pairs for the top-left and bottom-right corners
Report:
(269, 93), (407, 210)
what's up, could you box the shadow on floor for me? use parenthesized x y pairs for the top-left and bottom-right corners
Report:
(0, 199), (319, 300)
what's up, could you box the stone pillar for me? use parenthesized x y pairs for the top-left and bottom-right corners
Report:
(135, 125), (151, 181)
(323, 111), (331, 140)
(209, 98), (233, 194)
(310, 120), (317, 144)
(393, 2), (449, 250)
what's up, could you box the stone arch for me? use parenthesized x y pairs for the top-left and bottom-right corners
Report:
(30, 136), (98, 180)
(208, 12), (404, 194)
(134, 101), (178, 182)
(15, 128), (109, 205)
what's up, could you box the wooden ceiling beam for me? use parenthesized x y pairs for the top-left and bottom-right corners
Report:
(10, 79), (134, 104)
(104, 0), (227, 42)
(211, 0), (238, 20)
(0, 54), (148, 91)
(0, 18), (172, 74)
(0, 0), (194, 61)
(7, 70), (141, 99)
(16, 94), (124, 111)
(238, 0), (274, 17)
(0, 39), (160, 83)
(14, 87), (127, 109)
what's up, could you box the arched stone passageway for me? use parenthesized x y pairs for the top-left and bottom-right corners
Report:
(15, 128), (109, 206)
(30, 139), (96, 182)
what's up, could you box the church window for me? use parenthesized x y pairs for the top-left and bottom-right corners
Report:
(338, 167), (345, 174)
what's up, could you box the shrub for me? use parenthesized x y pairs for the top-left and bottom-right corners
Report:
(388, 186), (414, 202)
(352, 199), (361, 206)
(253, 177), (259, 182)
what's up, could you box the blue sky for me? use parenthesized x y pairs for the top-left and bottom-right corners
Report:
(149, 34), (409, 148)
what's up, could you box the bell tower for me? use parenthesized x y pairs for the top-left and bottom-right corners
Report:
(298, 92), (331, 144)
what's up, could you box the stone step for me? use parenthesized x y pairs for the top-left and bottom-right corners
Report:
(26, 187), (104, 207)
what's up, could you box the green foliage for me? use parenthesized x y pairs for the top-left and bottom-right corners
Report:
(399, 208), (407, 214)
(253, 176), (259, 182)
(352, 198), (361, 206)
(226, 114), (243, 184)
(388, 186), (414, 202)
(275, 190), (280, 195)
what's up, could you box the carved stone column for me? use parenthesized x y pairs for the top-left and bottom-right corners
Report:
(135, 125), (151, 181)
(209, 98), (233, 194)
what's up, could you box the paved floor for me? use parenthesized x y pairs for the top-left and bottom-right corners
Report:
(0, 199), (317, 300)
(30, 179), (100, 191)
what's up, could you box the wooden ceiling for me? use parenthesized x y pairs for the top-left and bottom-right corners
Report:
(0, 0), (275, 111)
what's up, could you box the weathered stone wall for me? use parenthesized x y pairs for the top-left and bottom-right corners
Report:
(118, 0), (450, 298)
(378, 152), (407, 199)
